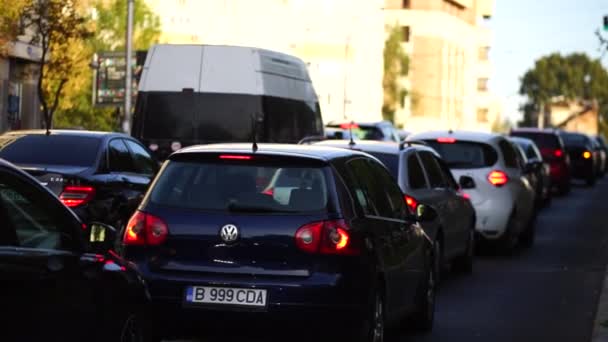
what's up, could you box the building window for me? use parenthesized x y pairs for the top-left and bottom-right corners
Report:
(477, 108), (489, 123)
(478, 47), (489, 61)
(402, 0), (411, 8)
(402, 26), (410, 42)
(477, 78), (488, 92)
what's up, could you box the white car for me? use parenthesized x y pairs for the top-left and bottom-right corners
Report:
(406, 131), (536, 251)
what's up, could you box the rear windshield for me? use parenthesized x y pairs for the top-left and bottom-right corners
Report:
(424, 140), (498, 169)
(510, 132), (559, 149)
(367, 152), (399, 177)
(150, 160), (330, 213)
(560, 133), (588, 147)
(0, 135), (101, 167)
(326, 124), (386, 141)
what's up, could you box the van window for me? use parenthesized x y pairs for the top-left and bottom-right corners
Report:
(264, 97), (323, 143)
(499, 139), (519, 168)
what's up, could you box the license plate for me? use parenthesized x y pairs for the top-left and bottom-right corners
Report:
(185, 286), (267, 307)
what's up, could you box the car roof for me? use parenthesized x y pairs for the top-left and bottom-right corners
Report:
(315, 139), (439, 156)
(406, 130), (502, 143)
(2, 129), (129, 139)
(173, 143), (370, 162)
(510, 127), (560, 135)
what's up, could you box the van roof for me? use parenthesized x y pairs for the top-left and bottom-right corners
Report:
(138, 44), (317, 102)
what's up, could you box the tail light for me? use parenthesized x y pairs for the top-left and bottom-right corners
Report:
(295, 219), (359, 255)
(487, 170), (508, 187)
(59, 185), (95, 207)
(457, 189), (471, 200)
(583, 151), (592, 159)
(554, 149), (564, 158)
(437, 137), (456, 143)
(541, 148), (564, 159)
(123, 211), (169, 246)
(404, 195), (418, 213)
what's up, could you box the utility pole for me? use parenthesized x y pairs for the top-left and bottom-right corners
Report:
(123, 0), (134, 134)
(537, 103), (545, 129)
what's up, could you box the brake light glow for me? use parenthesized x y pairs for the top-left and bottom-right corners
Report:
(487, 170), (508, 187)
(59, 185), (96, 207)
(404, 195), (418, 213)
(339, 123), (359, 129)
(583, 151), (592, 159)
(437, 137), (456, 143)
(219, 155), (252, 160)
(295, 220), (359, 255)
(554, 149), (563, 158)
(123, 211), (169, 246)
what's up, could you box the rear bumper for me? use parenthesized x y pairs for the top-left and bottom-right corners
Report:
(134, 264), (371, 326)
(471, 195), (513, 240)
(570, 159), (594, 179)
(549, 162), (570, 185)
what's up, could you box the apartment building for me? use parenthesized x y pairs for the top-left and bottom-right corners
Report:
(144, 0), (385, 125)
(384, 0), (501, 133)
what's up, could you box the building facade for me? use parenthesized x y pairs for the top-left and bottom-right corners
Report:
(143, 0), (385, 125)
(0, 39), (42, 133)
(384, 0), (501, 133)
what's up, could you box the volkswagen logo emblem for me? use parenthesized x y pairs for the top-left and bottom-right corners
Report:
(220, 224), (239, 243)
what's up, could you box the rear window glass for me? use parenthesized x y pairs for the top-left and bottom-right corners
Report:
(367, 152), (399, 177)
(326, 124), (385, 141)
(510, 132), (559, 149)
(425, 140), (498, 169)
(560, 133), (588, 147)
(0, 135), (100, 167)
(150, 160), (329, 213)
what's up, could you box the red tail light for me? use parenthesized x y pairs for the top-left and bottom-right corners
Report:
(339, 123), (359, 129)
(404, 195), (418, 213)
(554, 149), (563, 158)
(487, 170), (508, 187)
(437, 137), (456, 143)
(295, 220), (359, 255)
(219, 155), (252, 160)
(59, 185), (95, 207)
(123, 211), (169, 246)
(457, 189), (471, 200)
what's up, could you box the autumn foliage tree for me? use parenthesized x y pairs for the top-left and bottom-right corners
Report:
(0, 0), (29, 56)
(383, 24), (409, 123)
(21, 0), (92, 132)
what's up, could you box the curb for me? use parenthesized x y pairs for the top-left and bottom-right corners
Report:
(593, 270), (608, 341)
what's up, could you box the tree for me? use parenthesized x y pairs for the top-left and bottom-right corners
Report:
(491, 117), (512, 134)
(21, 0), (92, 132)
(53, 0), (161, 131)
(383, 24), (409, 123)
(0, 0), (29, 56)
(519, 53), (608, 127)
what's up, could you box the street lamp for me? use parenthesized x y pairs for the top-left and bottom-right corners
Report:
(123, 0), (134, 134)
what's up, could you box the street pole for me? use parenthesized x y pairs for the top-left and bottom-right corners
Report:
(123, 0), (134, 134)
(537, 103), (545, 129)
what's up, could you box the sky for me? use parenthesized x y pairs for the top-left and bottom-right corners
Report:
(488, 0), (608, 124)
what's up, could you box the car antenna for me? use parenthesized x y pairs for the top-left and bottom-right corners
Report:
(251, 114), (259, 153)
(348, 120), (356, 147)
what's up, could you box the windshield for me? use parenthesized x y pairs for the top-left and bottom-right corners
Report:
(560, 133), (589, 147)
(150, 160), (329, 213)
(425, 140), (498, 169)
(510, 132), (560, 150)
(0, 135), (101, 167)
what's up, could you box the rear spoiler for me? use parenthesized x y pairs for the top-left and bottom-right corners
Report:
(298, 136), (327, 145)
(399, 139), (429, 150)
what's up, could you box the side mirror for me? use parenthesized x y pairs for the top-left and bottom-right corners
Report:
(416, 204), (438, 222)
(85, 222), (117, 254)
(459, 175), (476, 189)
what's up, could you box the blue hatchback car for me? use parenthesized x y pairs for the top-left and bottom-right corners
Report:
(121, 144), (436, 341)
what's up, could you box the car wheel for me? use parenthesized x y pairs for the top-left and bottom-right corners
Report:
(558, 182), (571, 196)
(499, 213), (517, 254)
(543, 192), (552, 208)
(520, 214), (536, 248)
(587, 175), (596, 187)
(433, 238), (443, 286)
(100, 312), (160, 342)
(411, 248), (435, 332)
(359, 290), (385, 342)
(452, 228), (474, 274)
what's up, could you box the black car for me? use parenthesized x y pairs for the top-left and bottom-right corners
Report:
(0, 158), (148, 342)
(0, 130), (158, 231)
(558, 131), (597, 186)
(509, 136), (552, 207)
(325, 121), (401, 142)
(315, 139), (476, 284)
(121, 143), (436, 341)
(592, 136), (607, 177)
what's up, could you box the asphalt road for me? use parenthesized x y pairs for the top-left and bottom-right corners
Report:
(171, 178), (608, 342)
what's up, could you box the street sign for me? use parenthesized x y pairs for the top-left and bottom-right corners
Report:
(93, 51), (147, 107)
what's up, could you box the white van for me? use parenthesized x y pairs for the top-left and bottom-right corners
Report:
(132, 44), (324, 159)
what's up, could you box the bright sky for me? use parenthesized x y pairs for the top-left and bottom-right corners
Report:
(488, 0), (608, 124)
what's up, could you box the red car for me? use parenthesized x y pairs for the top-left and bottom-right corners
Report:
(510, 128), (571, 195)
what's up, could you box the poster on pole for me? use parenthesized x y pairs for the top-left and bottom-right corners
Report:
(93, 51), (147, 107)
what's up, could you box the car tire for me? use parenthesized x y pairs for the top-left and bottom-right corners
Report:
(410, 247), (435, 332)
(558, 182), (571, 196)
(543, 193), (552, 208)
(499, 212), (517, 254)
(452, 228), (474, 274)
(433, 237), (443, 286)
(358, 290), (386, 342)
(587, 175), (596, 187)
(520, 214), (536, 248)
(100, 312), (160, 342)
